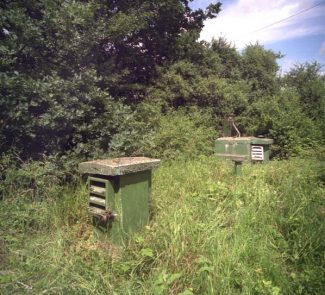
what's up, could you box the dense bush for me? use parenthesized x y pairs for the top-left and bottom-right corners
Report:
(0, 0), (221, 160)
(238, 89), (322, 158)
(139, 108), (216, 159)
(1, 0), (324, 162)
(0, 151), (68, 201)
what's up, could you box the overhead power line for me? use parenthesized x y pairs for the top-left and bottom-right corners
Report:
(252, 1), (325, 33)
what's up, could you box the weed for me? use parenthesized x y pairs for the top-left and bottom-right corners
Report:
(0, 157), (324, 294)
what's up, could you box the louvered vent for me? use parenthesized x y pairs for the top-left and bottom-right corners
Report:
(88, 177), (107, 214)
(251, 145), (264, 161)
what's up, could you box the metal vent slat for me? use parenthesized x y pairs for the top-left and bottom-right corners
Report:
(90, 185), (106, 196)
(251, 145), (264, 161)
(88, 177), (109, 216)
(88, 207), (106, 216)
(90, 196), (106, 207)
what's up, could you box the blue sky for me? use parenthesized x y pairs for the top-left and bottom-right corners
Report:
(190, 0), (325, 73)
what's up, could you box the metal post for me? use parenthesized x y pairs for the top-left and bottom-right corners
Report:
(234, 160), (242, 175)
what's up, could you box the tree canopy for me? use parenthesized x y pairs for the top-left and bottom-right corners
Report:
(0, 0), (324, 161)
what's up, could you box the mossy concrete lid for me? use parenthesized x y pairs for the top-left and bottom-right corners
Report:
(216, 137), (273, 145)
(79, 157), (161, 176)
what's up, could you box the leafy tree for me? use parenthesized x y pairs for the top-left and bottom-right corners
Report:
(239, 89), (321, 158)
(241, 43), (282, 95)
(0, 0), (221, 159)
(1, 0), (322, 162)
(65, 0), (221, 100)
(138, 107), (216, 159)
(146, 38), (249, 130)
(283, 62), (325, 122)
(208, 37), (242, 79)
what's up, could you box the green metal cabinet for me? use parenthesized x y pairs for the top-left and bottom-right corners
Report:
(79, 157), (160, 244)
(215, 137), (273, 162)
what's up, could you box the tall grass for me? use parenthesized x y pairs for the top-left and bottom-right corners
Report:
(0, 156), (324, 294)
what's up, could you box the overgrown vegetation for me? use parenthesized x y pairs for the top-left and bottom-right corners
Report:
(1, 157), (324, 294)
(1, 1), (324, 162)
(1, 1), (325, 294)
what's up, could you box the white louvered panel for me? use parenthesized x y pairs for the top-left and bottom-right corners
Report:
(90, 185), (106, 195)
(251, 145), (264, 161)
(90, 196), (106, 207)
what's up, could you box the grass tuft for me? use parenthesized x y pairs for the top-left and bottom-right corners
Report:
(1, 156), (324, 294)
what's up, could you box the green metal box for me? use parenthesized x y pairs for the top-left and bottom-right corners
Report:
(79, 157), (160, 244)
(215, 137), (273, 162)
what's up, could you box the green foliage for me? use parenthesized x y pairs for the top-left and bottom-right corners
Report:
(283, 62), (325, 137)
(241, 43), (282, 94)
(1, 157), (324, 294)
(0, 68), (134, 158)
(0, 151), (74, 203)
(1, 0), (323, 161)
(239, 89), (322, 158)
(1, 2), (325, 294)
(0, 0), (222, 159)
(147, 58), (249, 119)
(208, 37), (242, 79)
(138, 108), (216, 159)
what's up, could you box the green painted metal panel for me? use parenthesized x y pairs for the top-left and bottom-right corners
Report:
(119, 170), (151, 237)
(215, 140), (250, 159)
(262, 144), (271, 162)
(80, 157), (159, 245)
(215, 137), (273, 163)
(233, 141), (250, 158)
(87, 172), (151, 244)
(234, 161), (242, 175)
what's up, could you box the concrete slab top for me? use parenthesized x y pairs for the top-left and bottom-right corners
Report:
(216, 137), (273, 145)
(217, 136), (255, 140)
(79, 157), (161, 176)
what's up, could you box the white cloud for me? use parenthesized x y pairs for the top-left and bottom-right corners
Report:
(200, 0), (325, 49)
